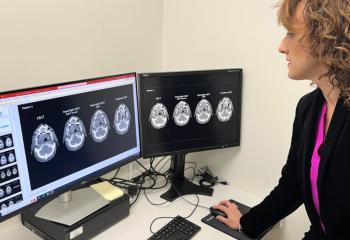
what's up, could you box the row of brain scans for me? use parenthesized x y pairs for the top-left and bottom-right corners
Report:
(30, 104), (131, 163)
(149, 97), (234, 129)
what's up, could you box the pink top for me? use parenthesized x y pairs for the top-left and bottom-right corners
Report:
(310, 102), (327, 232)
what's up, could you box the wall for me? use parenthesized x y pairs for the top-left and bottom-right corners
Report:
(162, 0), (312, 239)
(0, 0), (164, 233)
(0, 0), (163, 92)
(0, 0), (315, 239)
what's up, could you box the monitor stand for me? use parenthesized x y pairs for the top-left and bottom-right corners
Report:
(35, 187), (109, 226)
(22, 187), (130, 240)
(160, 153), (213, 202)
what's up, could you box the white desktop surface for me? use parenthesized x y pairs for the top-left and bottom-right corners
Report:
(0, 183), (262, 240)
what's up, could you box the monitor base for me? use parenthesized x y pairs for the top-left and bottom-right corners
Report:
(160, 177), (213, 202)
(35, 187), (109, 226)
(21, 193), (129, 240)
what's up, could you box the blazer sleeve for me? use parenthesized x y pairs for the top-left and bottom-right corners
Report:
(240, 99), (304, 238)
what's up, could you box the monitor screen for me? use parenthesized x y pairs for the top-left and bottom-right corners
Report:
(0, 73), (140, 222)
(138, 69), (242, 157)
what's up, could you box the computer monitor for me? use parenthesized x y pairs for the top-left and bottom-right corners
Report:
(0, 73), (140, 223)
(137, 69), (242, 201)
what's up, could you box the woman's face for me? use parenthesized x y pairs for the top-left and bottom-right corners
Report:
(278, 4), (328, 81)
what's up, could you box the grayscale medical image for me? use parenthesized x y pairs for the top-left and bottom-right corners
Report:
(114, 104), (131, 135)
(149, 103), (169, 129)
(195, 99), (213, 124)
(5, 137), (12, 148)
(8, 152), (15, 163)
(90, 109), (110, 143)
(0, 155), (7, 166)
(173, 101), (192, 126)
(216, 97), (234, 122)
(31, 124), (59, 162)
(63, 116), (87, 151)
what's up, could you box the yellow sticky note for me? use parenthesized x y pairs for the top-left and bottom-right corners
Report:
(90, 181), (124, 201)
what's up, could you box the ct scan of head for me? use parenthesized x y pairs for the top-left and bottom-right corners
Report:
(31, 124), (59, 162)
(90, 109), (110, 143)
(173, 101), (192, 126)
(149, 103), (169, 129)
(63, 116), (87, 151)
(216, 97), (234, 122)
(195, 99), (213, 124)
(114, 104), (131, 135)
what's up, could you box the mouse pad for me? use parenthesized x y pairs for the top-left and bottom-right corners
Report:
(201, 199), (261, 240)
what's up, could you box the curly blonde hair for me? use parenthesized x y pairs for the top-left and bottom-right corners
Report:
(277, 0), (350, 106)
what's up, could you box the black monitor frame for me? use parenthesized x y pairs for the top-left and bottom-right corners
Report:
(0, 72), (140, 223)
(137, 69), (242, 201)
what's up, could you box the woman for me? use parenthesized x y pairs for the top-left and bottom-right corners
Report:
(213, 0), (350, 239)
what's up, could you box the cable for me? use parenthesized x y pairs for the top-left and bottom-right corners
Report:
(136, 160), (149, 172)
(170, 180), (209, 211)
(148, 192), (199, 233)
(149, 175), (204, 234)
(149, 216), (174, 234)
(144, 189), (168, 206)
(107, 158), (200, 210)
(112, 168), (120, 179)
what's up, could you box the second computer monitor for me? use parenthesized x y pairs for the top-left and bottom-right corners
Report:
(138, 69), (242, 157)
(138, 69), (242, 201)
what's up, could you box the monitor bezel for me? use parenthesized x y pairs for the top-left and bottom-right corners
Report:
(137, 68), (242, 158)
(0, 72), (141, 223)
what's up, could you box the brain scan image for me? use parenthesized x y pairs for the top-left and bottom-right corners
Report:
(0, 155), (7, 166)
(6, 169), (11, 177)
(1, 204), (6, 210)
(12, 167), (17, 175)
(63, 116), (87, 151)
(0, 171), (5, 179)
(90, 109), (110, 143)
(195, 99), (213, 124)
(8, 201), (14, 206)
(8, 153), (15, 163)
(5, 186), (12, 195)
(114, 104), (131, 135)
(173, 101), (192, 126)
(31, 124), (59, 163)
(0, 189), (4, 198)
(0, 139), (4, 149)
(5, 137), (12, 148)
(149, 103), (169, 129)
(216, 97), (234, 122)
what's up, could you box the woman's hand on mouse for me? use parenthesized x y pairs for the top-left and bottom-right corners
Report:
(213, 200), (243, 230)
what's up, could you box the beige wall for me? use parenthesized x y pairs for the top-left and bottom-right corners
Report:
(162, 0), (311, 239)
(0, 0), (314, 239)
(0, 0), (163, 92)
(0, 0), (164, 233)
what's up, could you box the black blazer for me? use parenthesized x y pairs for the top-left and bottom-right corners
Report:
(240, 88), (350, 240)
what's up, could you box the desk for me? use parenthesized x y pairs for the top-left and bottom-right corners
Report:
(0, 183), (262, 240)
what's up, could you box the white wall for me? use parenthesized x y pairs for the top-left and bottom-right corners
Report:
(0, 0), (164, 233)
(0, 0), (316, 239)
(0, 0), (164, 92)
(162, 0), (312, 239)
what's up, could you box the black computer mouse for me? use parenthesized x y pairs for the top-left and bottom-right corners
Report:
(209, 207), (227, 218)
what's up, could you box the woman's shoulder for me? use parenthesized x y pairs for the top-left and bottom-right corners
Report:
(295, 88), (320, 117)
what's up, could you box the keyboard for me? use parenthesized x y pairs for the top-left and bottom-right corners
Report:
(148, 215), (201, 240)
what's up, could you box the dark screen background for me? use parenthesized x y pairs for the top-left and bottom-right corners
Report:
(18, 84), (137, 190)
(138, 69), (242, 157)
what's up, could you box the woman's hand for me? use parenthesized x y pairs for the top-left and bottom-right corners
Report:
(212, 200), (243, 230)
